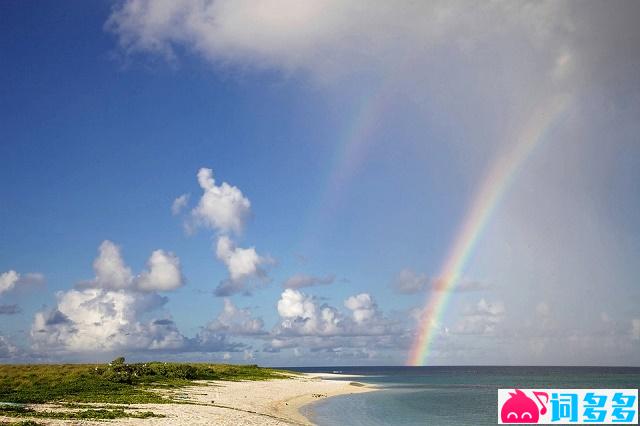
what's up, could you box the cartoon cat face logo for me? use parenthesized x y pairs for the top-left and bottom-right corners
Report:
(501, 389), (548, 423)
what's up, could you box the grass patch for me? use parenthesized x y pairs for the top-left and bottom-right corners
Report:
(0, 405), (162, 420)
(0, 358), (287, 404)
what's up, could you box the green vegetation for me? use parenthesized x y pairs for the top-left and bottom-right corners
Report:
(0, 358), (287, 405)
(0, 405), (163, 420)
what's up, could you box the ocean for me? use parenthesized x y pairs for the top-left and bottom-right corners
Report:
(289, 366), (640, 425)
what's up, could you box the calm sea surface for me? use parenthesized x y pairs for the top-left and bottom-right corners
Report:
(288, 366), (640, 425)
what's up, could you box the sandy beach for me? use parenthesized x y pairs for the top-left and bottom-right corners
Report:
(0, 373), (376, 426)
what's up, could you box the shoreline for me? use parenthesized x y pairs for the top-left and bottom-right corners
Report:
(0, 373), (377, 426)
(273, 373), (378, 425)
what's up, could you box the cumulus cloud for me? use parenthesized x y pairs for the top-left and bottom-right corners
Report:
(0, 269), (18, 292)
(174, 168), (270, 297)
(137, 249), (184, 292)
(344, 293), (377, 324)
(31, 288), (183, 353)
(283, 274), (335, 289)
(30, 241), (190, 355)
(171, 193), (190, 215)
(24, 242), (269, 357)
(269, 289), (403, 355)
(275, 289), (342, 337)
(84, 241), (184, 293)
(0, 270), (45, 296)
(277, 289), (316, 320)
(90, 241), (134, 290)
(189, 168), (251, 235)
(214, 236), (270, 296)
(216, 236), (265, 282)
(204, 298), (265, 335)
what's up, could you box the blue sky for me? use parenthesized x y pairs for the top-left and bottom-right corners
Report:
(1, 1), (639, 366)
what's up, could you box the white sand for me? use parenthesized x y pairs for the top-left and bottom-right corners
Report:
(0, 374), (376, 425)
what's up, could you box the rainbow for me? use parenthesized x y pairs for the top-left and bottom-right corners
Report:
(304, 59), (418, 238)
(298, 79), (399, 254)
(407, 94), (570, 366)
(319, 80), (399, 217)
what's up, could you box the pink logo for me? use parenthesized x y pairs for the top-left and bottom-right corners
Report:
(501, 389), (549, 423)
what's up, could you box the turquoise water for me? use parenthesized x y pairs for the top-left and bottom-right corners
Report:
(290, 367), (640, 425)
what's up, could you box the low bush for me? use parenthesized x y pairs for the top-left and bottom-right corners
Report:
(0, 358), (286, 404)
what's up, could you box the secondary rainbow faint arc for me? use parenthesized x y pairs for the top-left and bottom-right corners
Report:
(407, 94), (570, 366)
(298, 75), (402, 254)
(305, 58), (417, 240)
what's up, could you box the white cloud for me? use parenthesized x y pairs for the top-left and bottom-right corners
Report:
(107, 0), (362, 76)
(105, 0), (586, 87)
(31, 288), (183, 353)
(0, 270), (20, 295)
(30, 241), (190, 355)
(189, 168), (251, 235)
(84, 240), (184, 293)
(171, 193), (190, 215)
(272, 289), (398, 347)
(283, 274), (335, 289)
(216, 236), (264, 281)
(344, 293), (377, 324)
(91, 241), (134, 290)
(205, 298), (265, 335)
(174, 167), (269, 296)
(275, 290), (341, 336)
(0, 270), (45, 296)
(137, 249), (184, 292)
(277, 288), (316, 319)
(214, 236), (270, 296)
